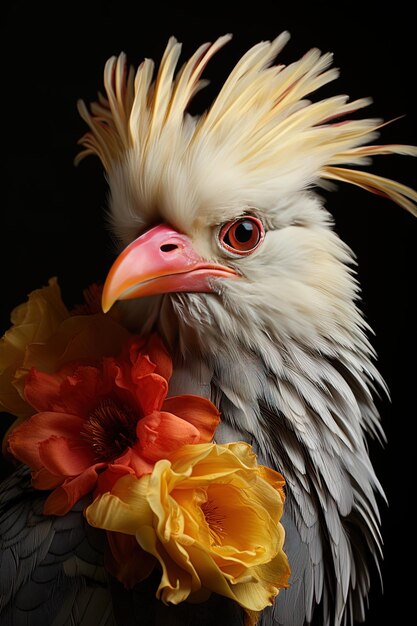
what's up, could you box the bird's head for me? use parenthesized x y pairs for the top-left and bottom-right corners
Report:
(77, 33), (416, 363)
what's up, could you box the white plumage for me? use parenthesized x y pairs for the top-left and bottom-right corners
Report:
(75, 33), (417, 625)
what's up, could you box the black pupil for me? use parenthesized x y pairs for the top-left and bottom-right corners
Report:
(234, 221), (254, 242)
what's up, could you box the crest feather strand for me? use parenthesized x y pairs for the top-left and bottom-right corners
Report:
(76, 33), (416, 216)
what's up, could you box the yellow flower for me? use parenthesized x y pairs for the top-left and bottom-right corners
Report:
(86, 442), (290, 620)
(0, 278), (131, 449)
(0, 278), (69, 418)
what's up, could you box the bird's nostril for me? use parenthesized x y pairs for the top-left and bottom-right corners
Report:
(160, 243), (179, 252)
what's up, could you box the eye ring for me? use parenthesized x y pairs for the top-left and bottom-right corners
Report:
(219, 216), (265, 256)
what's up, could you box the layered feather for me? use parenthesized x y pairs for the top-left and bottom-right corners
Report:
(0, 466), (114, 626)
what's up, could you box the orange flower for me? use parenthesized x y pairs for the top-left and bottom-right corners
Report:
(7, 335), (220, 515)
(86, 442), (290, 621)
(0, 278), (131, 457)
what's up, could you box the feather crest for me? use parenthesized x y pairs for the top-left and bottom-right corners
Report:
(76, 33), (416, 215)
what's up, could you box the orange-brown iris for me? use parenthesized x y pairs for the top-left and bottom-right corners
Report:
(220, 217), (264, 255)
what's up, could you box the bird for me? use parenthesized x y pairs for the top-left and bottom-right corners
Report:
(0, 32), (416, 626)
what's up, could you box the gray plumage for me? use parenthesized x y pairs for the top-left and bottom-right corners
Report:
(0, 465), (114, 626)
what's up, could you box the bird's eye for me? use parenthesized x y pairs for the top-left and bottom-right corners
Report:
(219, 217), (264, 255)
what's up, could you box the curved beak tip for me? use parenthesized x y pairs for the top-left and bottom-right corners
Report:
(101, 285), (118, 314)
(101, 299), (111, 314)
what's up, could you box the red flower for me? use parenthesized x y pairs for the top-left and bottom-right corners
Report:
(7, 335), (220, 515)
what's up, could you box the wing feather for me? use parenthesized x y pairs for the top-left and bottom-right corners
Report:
(0, 466), (115, 626)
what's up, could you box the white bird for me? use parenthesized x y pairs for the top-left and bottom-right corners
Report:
(1, 32), (416, 626)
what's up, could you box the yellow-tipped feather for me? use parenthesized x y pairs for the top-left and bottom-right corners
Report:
(167, 35), (232, 127)
(323, 167), (417, 216)
(76, 34), (416, 216)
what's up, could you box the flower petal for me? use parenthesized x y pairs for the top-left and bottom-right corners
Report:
(26, 313), (131, 377)
(183, 544), (242, 603)
(58, 365), (106, 415)
(136, 411), (200, 462)
(142, 335), (172, 382)
(7, 412), (85, 469)
(137, 528), (195, 604)
(242, 610), (261, 626)
(86, 475), (153, 534)
(162, 395), (220, 443)
(130, 353), (157, 381)
(183, 544), (282, 611)
(24, 368), (66, 412)
(44, 465), (103, 515)
(38, 436), (96, 476)
(168, 442), (250, 477)
(0, 278), (69, 418)
(104, 358), (136, 393)
(114, 447), (154, 477)
(258, 465), (286, 499)
(251, 548), (291, 590)
(135, 374), (168, 415)
(32, 467), (63, 489)
(223, 571), (280, 612)
(95, 463), (135, 496)
(203, 483), (280, 562)
(95, 447), (155, 496)
(126, 335), (172, 382)
(2, 416), (27, 457)
(86, 444), (290, 613)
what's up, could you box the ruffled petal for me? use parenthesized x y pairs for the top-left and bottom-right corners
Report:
(137, 527), (195, 604)
(130, 354), (157, 381)
(44, 464), (104, 515)
(179, 544), (241, 604)
(136, 411), (200, 462)
(38, 436), (96, 476)
(167, 441), (251, 477)
(95, 463), (136, 496)
(104, 358), (136, 393)
(58, 365), (106, 415)
(0, 278), (69, 418)
(135, 374), (168, 415)
(2, 416), (27, 457)
(7, 412), (85, 469)
(141, 335), (172, 382)
(95, 446), (156, 496)
(24, 368), (66, 412)
(115, 447), (154, 477)
(162, 395), (220, 443)
(86, 475), (152, 534)
(87, 445), (290, 613)
(251, 549), (291, 591)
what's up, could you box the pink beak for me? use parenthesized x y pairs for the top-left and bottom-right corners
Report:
(102, 224), (238, 313)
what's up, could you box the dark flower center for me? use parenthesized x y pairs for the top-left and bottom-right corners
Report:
(82, 397), (138, 462)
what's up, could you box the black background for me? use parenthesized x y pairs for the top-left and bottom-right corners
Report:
(1, 2), (416, 624)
